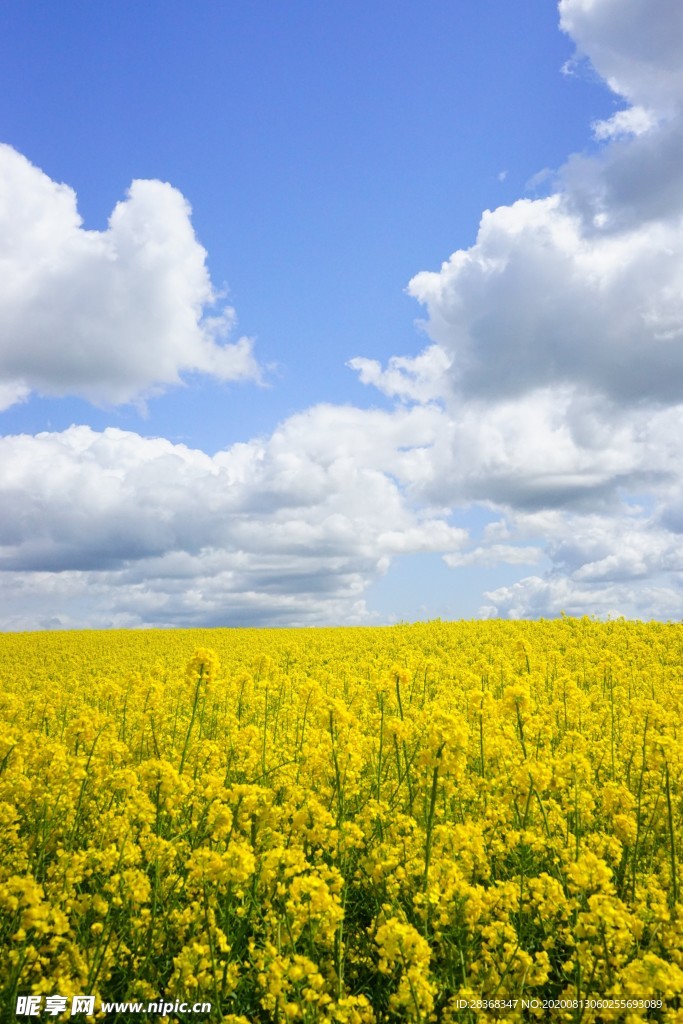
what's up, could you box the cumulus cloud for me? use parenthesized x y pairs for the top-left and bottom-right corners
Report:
(408, 188), (683, 405)
(478, 495), (683, 619)
(347, 346), (452, 404)
(353, 0), (683, 619)
(405, 0), (683, 411)
(481, 575), (683, 622)
(559, 0), (683, 115)
(591, 105), (656, 140)
(0, 415), (468, 629)
(0, 145), (261, 407)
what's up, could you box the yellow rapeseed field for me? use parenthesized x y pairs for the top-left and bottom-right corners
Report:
(1, 619), (682, 1022)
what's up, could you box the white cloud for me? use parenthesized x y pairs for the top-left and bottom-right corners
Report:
(354, 382), (654, 512)
(352, 0), (683, 620)
(481, 575), (683, 622)
(4, 354), (670, 629)
(0, 145), (261, 407)
(559, 0), (683, 115)
(0, 414), (469, 629)
(406, 0), (683, 409)
(0, 381), (29, 412)
(592, 105), (657, 140)
(408, 192), (683, 405)
(347, 345), (452, 404)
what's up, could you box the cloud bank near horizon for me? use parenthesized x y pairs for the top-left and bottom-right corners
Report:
(0, 415), (468, 629)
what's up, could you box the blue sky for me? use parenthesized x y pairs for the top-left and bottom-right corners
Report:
(2, 0), (613, 447)
(1, 0), (683, 628)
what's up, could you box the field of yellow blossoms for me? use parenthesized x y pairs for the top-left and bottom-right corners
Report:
(1, 619), (682, 1023)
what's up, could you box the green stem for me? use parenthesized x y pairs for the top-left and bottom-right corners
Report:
(179, 666), (204, 775)
(665, 760), (679, 911)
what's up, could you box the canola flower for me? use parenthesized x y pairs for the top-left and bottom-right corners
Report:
(0, 619), (682, 1022)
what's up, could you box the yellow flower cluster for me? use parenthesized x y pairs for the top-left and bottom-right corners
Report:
(0, 618), (682, 1022)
